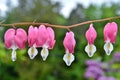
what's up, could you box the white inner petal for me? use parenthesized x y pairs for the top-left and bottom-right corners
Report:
(63, 52), (75, 66)
(11, 44), (18, 50)
(85, 44), (96, 57)
(11, 49), (17, 62)
(104, 41), (113, 56)
(28, 47), (38, 59)
(11, 45), (18, 62)
(41, 47), (49, 61)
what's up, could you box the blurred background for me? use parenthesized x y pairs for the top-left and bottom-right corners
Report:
(0, 0), (120, 80)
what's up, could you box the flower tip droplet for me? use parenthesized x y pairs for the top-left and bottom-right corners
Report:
(28, 47), (38, 59)
(11, 50), (17, 62)
(41, 47), (49, 61)
(63, 53), (74, 66)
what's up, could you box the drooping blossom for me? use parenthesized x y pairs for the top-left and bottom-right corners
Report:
(28, 25), (38, 59)
(98, 76), (116, 80)
(38, 25), (55, 61)
(63, 31), (76, 66)
(4, 28), (27, 61)
(85, 24), (97, 57)
(103, 22), (118, 55)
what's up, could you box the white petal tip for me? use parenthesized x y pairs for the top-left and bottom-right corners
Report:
(12, 58), (16, 62)
(11, 50), (17, 62)
(66, 61), (72, 66)
(106, 50), (111, 56)
(88, 53), (93, 57)
(107, 54), (110, 56)
(42, 56), (47, 61)
(28, 47), (38, 59)
(85, 44), (96, 57)
(41, 48), (49, 61)
(63, 53), (75, 66)
(104, 42), (113, 56)
(29, 55), (35, 59)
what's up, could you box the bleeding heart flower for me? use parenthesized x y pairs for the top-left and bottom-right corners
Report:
(63, 31), (76, 66)
(85, 24), (97, 57)
(28, 25), (38, 59)
(38, 25), (55, 61)
(4, 28), (27, 61)
(103, 22), (118, 55)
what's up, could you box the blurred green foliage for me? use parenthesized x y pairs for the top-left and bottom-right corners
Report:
(0, 0), (120, 80)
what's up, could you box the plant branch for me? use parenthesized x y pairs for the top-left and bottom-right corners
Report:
(69, 16), (120, 28)
(0, 16), (120, 29)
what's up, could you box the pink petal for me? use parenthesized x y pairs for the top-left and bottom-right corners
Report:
(38, 25), (49, 47)
(15, 28), (27, 49)
(63, 31), (76, 53)
(47, 27), (55, 49)
(104, 22), (118, 43)
(4, 28), (15, 49)
(85, 24), (97, 44)
(47, 27), (55, 40)
(48, 40), (55, 49)
(28, 25), (38, 47)
(37, 25), (56, 49)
